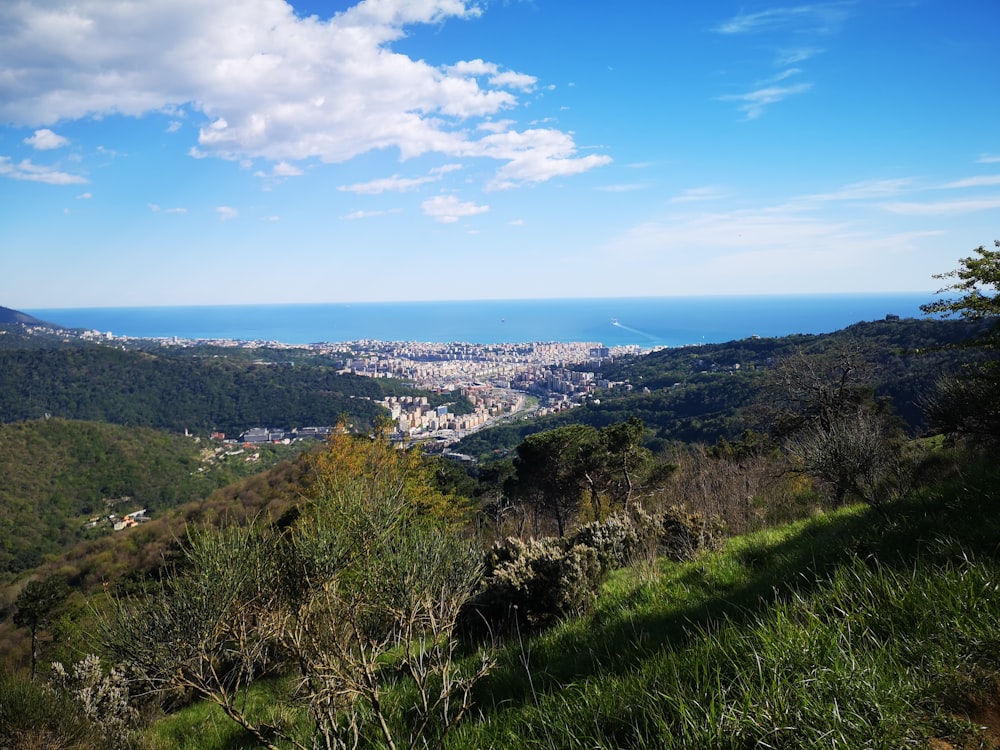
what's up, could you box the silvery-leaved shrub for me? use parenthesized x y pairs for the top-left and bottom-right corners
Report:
(50, 654), (139, 750)
(462, 537), (604, 636)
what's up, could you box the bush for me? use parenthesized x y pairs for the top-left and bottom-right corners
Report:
(462, 537), (605, 636)
(0, 668), (103, 750)
(463, 506), (724, 638)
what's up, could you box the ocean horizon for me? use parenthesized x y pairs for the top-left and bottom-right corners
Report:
(26, 293), (937, 349)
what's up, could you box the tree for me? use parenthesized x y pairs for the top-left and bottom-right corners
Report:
(768, 344), (904, 510)
(921, 240), (1000, 335)
(921, 240), (1000, 442)
(13, 575), (69, 680)
(512, 424), (602, 536)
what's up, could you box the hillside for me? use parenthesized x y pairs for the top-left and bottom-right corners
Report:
(0, 306), (57, 327)
(0, 343), (447, 436)
(0, 418), (311, 578)
(454, 316), (989, 458)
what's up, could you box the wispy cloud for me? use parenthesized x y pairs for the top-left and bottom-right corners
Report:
(0, 156), (86, 184)
(670, 186), (729, 203)
(714, 3), (850, 35)
(342, 209), (388, 220)
(596, 183), (649, 193)
(339, 174), (438, 195)
(803, 178), (915, 202)
(940, 175), (1000, 189)
(216, 206), (239, 222)
(714, 4), (850, 118)
(24, 128), (70, 150)
(880, 197), (1000, 216)
(976, 154), (1000, 164)
(719, 82), (813, 119)
(421, 194), (489, 223)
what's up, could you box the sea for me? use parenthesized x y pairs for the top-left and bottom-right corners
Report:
(26, 293), (937, 349)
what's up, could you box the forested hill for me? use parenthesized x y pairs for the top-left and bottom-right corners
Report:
(0, 419), (245, 575)
(454, 317), (990, 458)
(0, 342), (453, 436)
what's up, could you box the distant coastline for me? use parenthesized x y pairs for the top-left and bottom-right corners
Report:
(24, 293), (936, 349)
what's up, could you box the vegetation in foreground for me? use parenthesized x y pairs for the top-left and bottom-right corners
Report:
(86, 455), (1000, 750)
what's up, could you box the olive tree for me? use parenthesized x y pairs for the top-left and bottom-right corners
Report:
(98, 425), (490, 750)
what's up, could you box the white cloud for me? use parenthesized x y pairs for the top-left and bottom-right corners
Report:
(715, 4), (849, 35)
(216, 205), (239, 221)
(167, 121), (183, 133)
(880, 197), (1000, 216)
(468, 128), (612, 190)
(940, 175), (1000, 189)
(596, 183), (649, 193)
(802, 178), (914, 202)
(77, 191), (92, 199)
(0, 156), (86, 184)
(421, 194), (488, 223)
(339, 173), (436, 194)
(273, 161), (304, 177)
(719, 83), (813, 119)
(489, 70), (537, 91)
(976, 154), (1000, 164)
(670, 186), (728, 202)
(342, 209), (387, 220)
(24, 128), (69, 149)
(0, 1), (603, 189)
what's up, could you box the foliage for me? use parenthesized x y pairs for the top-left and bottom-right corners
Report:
(921, 240), (1000, 442)
(441, 458), (1000, 750)
(0, 418), (302, 576)
(0, 343), (452, 435)
(461, 537), (605, 636)
(50, 654), (140, 750)
(508, 418), (669, 537)
(98, 426), (490, 750)
(462, 505), (720, 638)
(0, 667), (105, 749)
(13, 574), (70, 680)
(921, 239), (1000, 332)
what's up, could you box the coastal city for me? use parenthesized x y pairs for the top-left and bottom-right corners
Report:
(62, 324), (650, 445)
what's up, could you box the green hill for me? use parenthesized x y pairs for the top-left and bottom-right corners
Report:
(455, 317), (989, 459)
(0, 418), (309, 577)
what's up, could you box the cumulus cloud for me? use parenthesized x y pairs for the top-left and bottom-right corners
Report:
(0, 156), (86, 184)
(0, 0), (605, 189)
(421, 194), (488, 222)
(24, 128), (70, 150)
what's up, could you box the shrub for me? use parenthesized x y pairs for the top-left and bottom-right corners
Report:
(462, 537), (605, 636)
(0, 668), (102, 750)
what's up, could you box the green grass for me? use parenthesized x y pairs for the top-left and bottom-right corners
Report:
(142, 460), (1000, 749)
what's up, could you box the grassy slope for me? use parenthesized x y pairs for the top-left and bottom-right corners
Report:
(147, 458), (1000, 749)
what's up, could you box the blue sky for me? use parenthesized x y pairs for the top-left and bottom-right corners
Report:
(1, 0), (998, 308)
